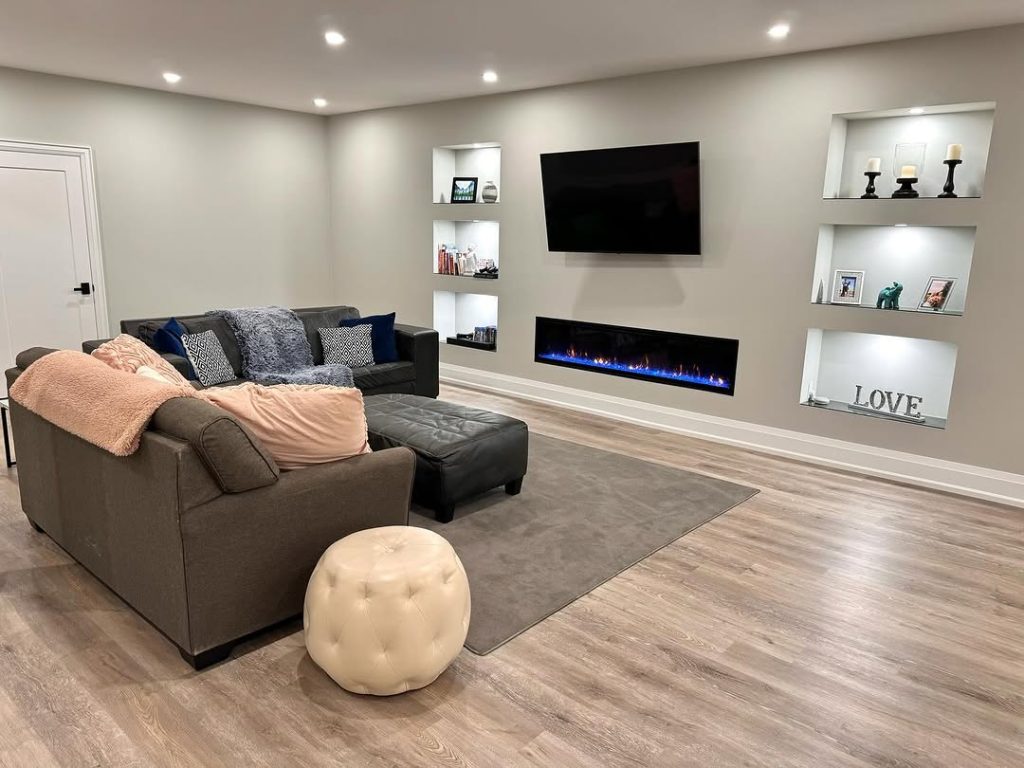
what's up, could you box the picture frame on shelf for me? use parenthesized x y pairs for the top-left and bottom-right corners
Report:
(831, 269), (865, 305)
(450, 177), (479, 204)
(918, 276), (956, 312)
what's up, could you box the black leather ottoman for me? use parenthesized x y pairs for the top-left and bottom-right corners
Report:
(364, 394), (528, 522)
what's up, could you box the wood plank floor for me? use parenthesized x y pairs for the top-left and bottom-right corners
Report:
(1, 382), (1022, 767)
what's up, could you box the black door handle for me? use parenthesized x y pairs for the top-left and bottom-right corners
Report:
(73, 282), (92, 296)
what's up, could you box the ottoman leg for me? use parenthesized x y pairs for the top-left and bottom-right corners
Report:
(435, 504), (455, 524)
(505, 478), (524, 496)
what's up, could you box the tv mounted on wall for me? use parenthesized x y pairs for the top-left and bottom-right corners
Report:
(540, 141), (701, 255)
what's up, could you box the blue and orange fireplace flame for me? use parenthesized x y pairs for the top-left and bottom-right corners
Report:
(534, 317), (738, 396)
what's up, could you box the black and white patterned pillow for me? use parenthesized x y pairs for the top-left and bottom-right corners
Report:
(320, 325), (374, 368)
(180, 330), (236, 386)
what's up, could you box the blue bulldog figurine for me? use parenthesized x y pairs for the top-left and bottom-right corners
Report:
(877, 281), (903, 310)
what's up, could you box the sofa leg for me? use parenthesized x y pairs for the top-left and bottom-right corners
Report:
(435, 504), (455, 524)
(505, 478), (524, 496)
(179, 643), (233, 670)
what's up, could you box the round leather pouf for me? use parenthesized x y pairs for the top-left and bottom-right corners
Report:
(303, 526), (470, 695)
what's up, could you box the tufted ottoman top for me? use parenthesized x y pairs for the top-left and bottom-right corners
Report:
(303, 526), (470, 695)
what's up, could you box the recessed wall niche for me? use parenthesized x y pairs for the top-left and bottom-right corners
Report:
(800, 329), (957, 429)
(810, 224), (975, 315)
(432, 219), (499, 278)
(822, 102), (995, 199)
(432, 143), (501, 204)
(432, 290), (499, 351)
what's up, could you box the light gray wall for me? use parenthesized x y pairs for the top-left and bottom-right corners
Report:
(327, 25), (1024, 474)
(0, 67), (334, 330)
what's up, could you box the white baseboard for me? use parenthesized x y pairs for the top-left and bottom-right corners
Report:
(440, 363), (1024, 509)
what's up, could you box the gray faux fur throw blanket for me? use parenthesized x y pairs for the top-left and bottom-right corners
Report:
(211, 306), (354, 387)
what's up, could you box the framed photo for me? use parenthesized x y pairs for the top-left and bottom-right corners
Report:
(831, 269), (865, 305)
(450, 177), (478, 204)
(918, 276), (956, 312)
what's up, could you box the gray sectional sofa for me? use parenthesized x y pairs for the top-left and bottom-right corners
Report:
(84, 304), (440, 398)
(6, 347), (417, 669)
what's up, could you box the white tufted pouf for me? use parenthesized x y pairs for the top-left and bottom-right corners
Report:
(303, 526), (470, 696)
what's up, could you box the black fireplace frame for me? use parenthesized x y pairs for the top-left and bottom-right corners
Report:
(534, 316), (738, 396)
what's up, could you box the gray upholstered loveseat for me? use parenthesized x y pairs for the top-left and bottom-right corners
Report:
(6, 347), (417, 669)
(84, 305), (439, 398)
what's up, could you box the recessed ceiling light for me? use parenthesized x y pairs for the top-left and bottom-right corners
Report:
(767, 23), (790, 40)
(482, 70), (498, 83)
(894, 223), (908, 227)
(162, 72), (181, 85)
(324, 30), (345, 46)
(909, 107), (925, 115)
(313, 97), (328, 109)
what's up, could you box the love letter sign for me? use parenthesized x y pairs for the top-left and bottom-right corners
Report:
(853, 385), (923, 419)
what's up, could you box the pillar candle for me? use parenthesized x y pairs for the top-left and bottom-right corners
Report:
(899, 164), (917, 178)
(866, 157), (881, 173)
(946, 143), (963, 161)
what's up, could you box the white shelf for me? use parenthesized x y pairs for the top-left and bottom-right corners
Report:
(822, 102), (995, 200)
(800, 329), (958, 429)
(432, 143), (501, 204)
(810, 224), (975, 314)
(432, 219), (499, 278)
(432, 291), (498, 351)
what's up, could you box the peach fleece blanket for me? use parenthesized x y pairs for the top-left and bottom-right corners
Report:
(10, 349), (196, 456)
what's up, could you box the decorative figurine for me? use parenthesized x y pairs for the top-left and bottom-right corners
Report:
(876, 282), (904, 310)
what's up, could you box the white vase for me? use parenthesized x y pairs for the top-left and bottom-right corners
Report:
(481, 180), (499, 203)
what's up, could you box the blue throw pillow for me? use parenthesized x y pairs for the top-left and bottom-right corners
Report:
(153, 317), (196, 378)
(339, 312), (397, 364)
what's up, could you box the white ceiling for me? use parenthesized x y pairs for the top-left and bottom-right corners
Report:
(1, 0), (1023, 114)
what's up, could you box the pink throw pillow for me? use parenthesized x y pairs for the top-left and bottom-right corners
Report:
(196, 383), (371, 470)
(92, 334), (189, 386)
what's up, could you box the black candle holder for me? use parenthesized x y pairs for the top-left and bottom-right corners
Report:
(938, 158), (962, 198)
(861, 171), (881, 199)
(892, 177), (919, 199)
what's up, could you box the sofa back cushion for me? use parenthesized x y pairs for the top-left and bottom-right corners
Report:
(151, 397), (280, 493)
(196, 382), (371, 470)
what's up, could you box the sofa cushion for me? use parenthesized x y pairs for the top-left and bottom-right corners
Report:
(181, 331), (237, 387)
(352, 361), (417, 391)
(340, 312), (398, 363)
(151, 397), (279, 493)
(179, 315), (243, 376)
(197, 383), (372, 470)
(320, 325), (374, 367)
(297, 306), (361, 363)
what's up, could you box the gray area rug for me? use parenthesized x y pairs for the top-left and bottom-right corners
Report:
(412, 434), (758, 655)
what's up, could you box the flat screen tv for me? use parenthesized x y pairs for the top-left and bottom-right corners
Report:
(540, 141), (701, 255)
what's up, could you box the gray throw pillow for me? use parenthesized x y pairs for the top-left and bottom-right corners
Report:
(319, 325), (374, 368)
(180, 330), (236, 386)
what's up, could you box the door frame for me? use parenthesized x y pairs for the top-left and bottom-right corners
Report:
(0, 139), (110, 337)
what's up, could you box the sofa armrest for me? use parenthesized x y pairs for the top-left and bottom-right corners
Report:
(394, 323), (439, 398)
(83, 338), (192, 379)
(177, 446), (417, 653)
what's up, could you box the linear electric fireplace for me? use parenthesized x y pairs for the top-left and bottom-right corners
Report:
(534, 317), (738, 395)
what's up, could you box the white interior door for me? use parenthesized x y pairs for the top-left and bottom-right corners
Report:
(0, 144), (106, 374)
